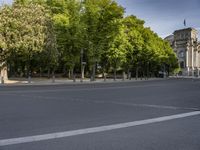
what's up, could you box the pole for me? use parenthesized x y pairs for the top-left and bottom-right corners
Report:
(28, 71), (31, 84)
(147, 62), (149, 80)
(80, 49), (83, 82)
(52, 70), (55, 83)
(163, 63), (166, 78)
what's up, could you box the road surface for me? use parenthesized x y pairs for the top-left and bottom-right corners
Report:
(0, 79), (200, 150)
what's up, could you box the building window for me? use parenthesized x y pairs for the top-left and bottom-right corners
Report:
(178, 51), (184, 58)
(180, 61), (185, 68)
(186, 33), (188, 38)
(181, 34), (184, 38)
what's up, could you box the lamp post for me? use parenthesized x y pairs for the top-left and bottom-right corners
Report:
(28, 71), (31, 84)
(163, 63), (166, 78)
(147, 61), (149, 80)
(81, 49), (83, 82)
(80, 49), (86, 82)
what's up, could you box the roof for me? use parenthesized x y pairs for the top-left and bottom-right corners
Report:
(174, 27), (198, 34)
(164, 34), (174, 40)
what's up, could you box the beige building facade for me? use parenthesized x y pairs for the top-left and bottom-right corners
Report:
(165, 28), (200, 76)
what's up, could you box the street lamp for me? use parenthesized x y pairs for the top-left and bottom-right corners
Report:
(163, 63), (166, 78)
(81, 49), (83, 82)
(80, 49), (86, 82)
(147, 61), (149, 80)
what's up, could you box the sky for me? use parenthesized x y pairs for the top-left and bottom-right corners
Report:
(1, 0), (200, 38)
(116, 0), (200, 38)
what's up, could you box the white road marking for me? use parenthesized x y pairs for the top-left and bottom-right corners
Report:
(111, 102), (200, 111)
(0, 111), (200, 146)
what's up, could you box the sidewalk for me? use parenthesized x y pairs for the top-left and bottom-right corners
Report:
(169, 76), (200, 79)
(1, 77), (163, 86)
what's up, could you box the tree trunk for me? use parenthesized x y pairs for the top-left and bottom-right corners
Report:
(114, 67), (117, 81)
(39, 67), (42, 78)
(91, 63), (96, 81)
(71, 68), (76, 82)
(136, 66), (139, 80)
(81, 65), (85, 79)
(63, 66), (67, 77)
(71, 68), (74, 78)
(52, 69), (55, 83)
(140, 69), (143, 80)
(129, 72), (131, 80)
(0, 64), (8, 83)
(122, 71), (125, 81)
(68, 70), (71, 79)
(146, 63), (149, 80)
(27, 53), (31, 78)
(47, 68), (50, 78)
(127, 68), (130, 79)
(103, 70), (106, 81)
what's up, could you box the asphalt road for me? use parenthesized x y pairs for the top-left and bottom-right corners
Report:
(0, 79), (200, 150)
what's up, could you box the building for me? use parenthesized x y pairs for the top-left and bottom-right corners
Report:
(165, 28), (200, 76)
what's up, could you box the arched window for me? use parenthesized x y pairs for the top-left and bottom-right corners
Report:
(180, 61), (185, 68)
(178, 51), (184, 58)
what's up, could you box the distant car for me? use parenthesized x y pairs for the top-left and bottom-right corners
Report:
(158, 71), (167, 78)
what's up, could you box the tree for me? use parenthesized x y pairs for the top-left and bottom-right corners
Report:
(0, 2), (57, 77)
(82, 0), (125, 80)
(123, 15), (144, 79)
(0, 0), (178, 79)
(47, 0), (83, 78)
(106, 23), (130, 80)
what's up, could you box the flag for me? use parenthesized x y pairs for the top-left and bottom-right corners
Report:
(184, 19), (186, 27)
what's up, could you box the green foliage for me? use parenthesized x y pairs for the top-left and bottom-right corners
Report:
(0, 2), (58, 76)
(0, 0), (178, 78)
(107, 23), (130, 69)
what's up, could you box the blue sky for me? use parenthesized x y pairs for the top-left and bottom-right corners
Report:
(1, 0), (200, 38)
(116, 0), (200, 38)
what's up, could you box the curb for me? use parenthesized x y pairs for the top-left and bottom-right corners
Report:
(0, 78), (165, 87)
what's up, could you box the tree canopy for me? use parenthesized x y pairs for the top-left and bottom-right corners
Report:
(0, 0), (178, 79)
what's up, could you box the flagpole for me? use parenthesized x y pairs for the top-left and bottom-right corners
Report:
(184, 19), (186, 27)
